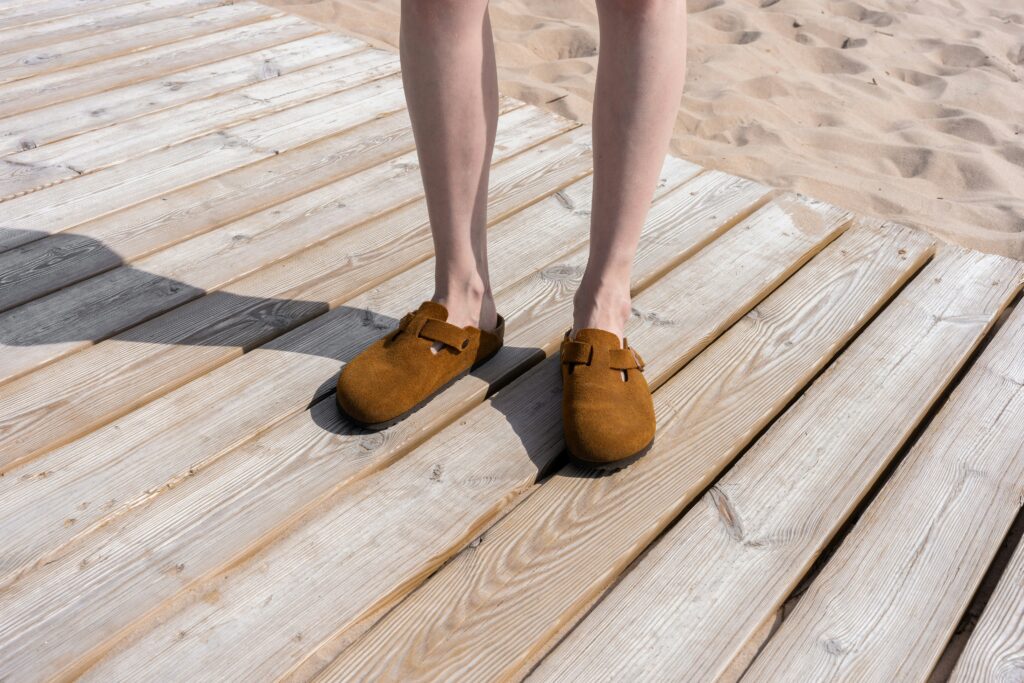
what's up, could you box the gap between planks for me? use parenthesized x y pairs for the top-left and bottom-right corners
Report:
(0, 104), (582, 472)
(67, 195), (848, 682)
(0, 154), (704, 596)
(0, 153), (720, 679)
(0, 0), (232, 57)
(528, 248), (1024, 682)
(0, 14), (325, 118)
(743, 294), (1024, 681)
(0, 3), (283, 87)
(311, 220), (936, 682)
(0, 45), (399, 199)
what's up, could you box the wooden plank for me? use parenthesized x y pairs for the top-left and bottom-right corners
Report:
(70, 196), (848, 682)
(0, 33), (369, 157)
(0, 113), (585, 501)
(528, 248), (1024, 682)
(0, 157), (711, 598)
(0, 0), (159, 31)
(952, 518), (1024, 681)
(0, 159), (702, 683)
(0, 155), (701, 625)
(0, 101), (561, 387)
(315, 222), (936, 682)
(0, 0), (229, 56)
(0, 15), (322, 117)
(0, 3), (279, 85)
(0, 103), (423, 313)
(0, 71), (407, 257)
(0, 125), (629, 680)
(0, 47), (398, 198)
(744, 300), (1024, 681)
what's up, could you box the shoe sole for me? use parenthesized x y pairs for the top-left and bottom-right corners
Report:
(567, 437), (655, 473)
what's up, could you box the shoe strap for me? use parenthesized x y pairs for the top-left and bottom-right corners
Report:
(397, 311), (470, 351)
(609, 346), (645, 371)
(561, 340), (593, 366)
(561, 339), (645, 372)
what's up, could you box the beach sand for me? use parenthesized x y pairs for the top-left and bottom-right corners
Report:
(261, 0), (1024, 260)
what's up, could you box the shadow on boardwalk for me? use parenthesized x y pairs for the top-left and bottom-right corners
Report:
(0, 228), (556, 463)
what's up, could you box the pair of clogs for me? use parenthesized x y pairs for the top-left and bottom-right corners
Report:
(336, 301), (655, 469)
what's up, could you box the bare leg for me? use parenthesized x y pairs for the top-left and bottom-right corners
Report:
(574, 0), (688, 341)
(399, 0), (498, 331)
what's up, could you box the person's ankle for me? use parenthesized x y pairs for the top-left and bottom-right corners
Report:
(572, 285), (632, 343)
(432, 275), (497, 331)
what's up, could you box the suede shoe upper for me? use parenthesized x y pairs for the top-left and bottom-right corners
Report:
(337, 301), (504, 426)
(560, 327), (656, 467)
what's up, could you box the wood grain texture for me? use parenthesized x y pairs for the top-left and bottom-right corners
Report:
(0, 14), (322, 117)
(0, 119), (591, 587)
(0, 156), (703, 683)
(529, 248), (1024, 682)
(0, 106), (578, 472)
(0, 3), (279, 85)
(0, 157), (696, 683)
(0, 70), (406, 257)
(0, 80), (414, 383)
(952, 516), (1024, 682)
(75, 195), (847, 683)
(2, 7), (1015, 679)
(0, 0), (175, 31)
(314, 222), (936, 683)
(0, 47), (396, 199)
(0, 0), (228, 56)
(0, 136), (645, 597)
(0, 33), (366, 158)
(746, 297), (1024, 682)
(0, 98), (424, 312)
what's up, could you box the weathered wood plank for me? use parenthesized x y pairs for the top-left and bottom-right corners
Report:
(0, 0), (160, 31)
(0, 0), (228, 56)
(0, 103), (421, 312)
(315, 222), (936, 682)
(73, 196), (847, 682)
(0, 156), (704, 683)
(0, 47), (397, 198)
(0, 15), (322, 117)
(0, 156), (706, 591)
(0, 70), (405, 249)
(0, 156), (702, 645)
(0, 105), (576, 467)
(529, 248), (1024, 682)
(0, 125), (626, 679)
(0, 102), (567, 389)
(951, 520), (1024, 682)
(745, 299), (1024, 681)
(0, 33), (369, 157)
(0, 3), (279, 85)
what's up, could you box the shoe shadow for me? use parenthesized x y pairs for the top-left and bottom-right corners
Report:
(1, 228), (550, 444)
(308, 342), (548, 440)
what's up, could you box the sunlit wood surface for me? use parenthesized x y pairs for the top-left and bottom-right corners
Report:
(0, 2), (1022, 681)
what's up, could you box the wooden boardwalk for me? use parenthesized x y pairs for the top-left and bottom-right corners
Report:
(1, 2), (1023, 681)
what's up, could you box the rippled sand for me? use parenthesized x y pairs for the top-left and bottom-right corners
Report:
(262, 0), (1024, 259)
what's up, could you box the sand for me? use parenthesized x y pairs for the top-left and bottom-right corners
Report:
(261, 0), (1024, 260)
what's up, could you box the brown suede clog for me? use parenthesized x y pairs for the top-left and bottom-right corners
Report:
(337, 301), (504, 428)
(560, 328), (656, 470)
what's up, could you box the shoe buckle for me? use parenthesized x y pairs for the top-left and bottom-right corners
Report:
(629, 347), (645, 372)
